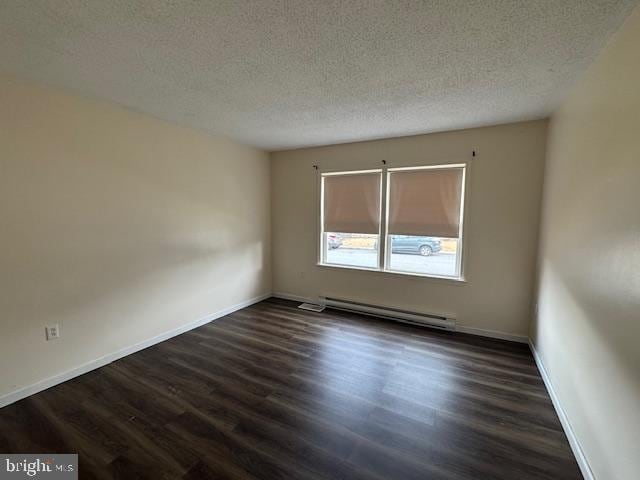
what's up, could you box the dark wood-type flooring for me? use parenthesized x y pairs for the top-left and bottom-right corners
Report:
(0, 298), (582, 479)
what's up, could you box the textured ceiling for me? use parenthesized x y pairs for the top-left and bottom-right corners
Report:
(0, 1), (637, 150)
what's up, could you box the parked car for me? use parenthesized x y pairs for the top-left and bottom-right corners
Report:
(390, 236), (441, 256)
(327, 233), (342, 249)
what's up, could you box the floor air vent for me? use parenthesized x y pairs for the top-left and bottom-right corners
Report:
(320, 296), (455, 331)
(298, 303), (326, 313)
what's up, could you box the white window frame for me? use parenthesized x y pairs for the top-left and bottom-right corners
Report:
(318, 163), (467, 281)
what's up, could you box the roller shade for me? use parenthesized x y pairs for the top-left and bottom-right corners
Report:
(388, 167), (464, 238)
(323, 171), (381, 234)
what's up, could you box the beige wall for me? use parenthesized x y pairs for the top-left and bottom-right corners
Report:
(271, 120), (547, 338)
(531, 6), (640, 480)
(0, 76), (271, 399)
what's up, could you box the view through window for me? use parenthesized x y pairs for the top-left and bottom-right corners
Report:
(387, 235), (459, 277)
(324, 232), (379, 269)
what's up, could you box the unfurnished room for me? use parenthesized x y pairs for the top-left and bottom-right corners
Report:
(0, 1), (639, 479)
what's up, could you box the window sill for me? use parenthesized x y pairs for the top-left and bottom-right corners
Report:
(317, 262), (467, 285)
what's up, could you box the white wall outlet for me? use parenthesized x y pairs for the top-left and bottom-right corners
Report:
(45, 324), (60, 340)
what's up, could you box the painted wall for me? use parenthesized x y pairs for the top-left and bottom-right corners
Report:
(271, 120), (547, 339)
(531, 6), (640, 480)
(0, 76), (271, 399)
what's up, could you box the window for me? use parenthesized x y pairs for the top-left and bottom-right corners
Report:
(320, 164), (466, 279)
(320, 170), (382, 269)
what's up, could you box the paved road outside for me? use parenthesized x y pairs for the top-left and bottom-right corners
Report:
(326, 248), (457, 276)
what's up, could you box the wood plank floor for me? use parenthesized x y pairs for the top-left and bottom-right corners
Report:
(0, 298), (582, 479)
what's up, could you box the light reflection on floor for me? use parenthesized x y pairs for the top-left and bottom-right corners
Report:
(303, 318), (456, 431)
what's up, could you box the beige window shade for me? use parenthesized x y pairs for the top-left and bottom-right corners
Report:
(388, 167), (464, 238)
(323, 172), (381, 234)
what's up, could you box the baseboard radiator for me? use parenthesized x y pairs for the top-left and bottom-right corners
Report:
(320, 296), (456, 331)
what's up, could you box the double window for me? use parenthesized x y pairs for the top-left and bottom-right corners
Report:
(320, 164), (466, 279)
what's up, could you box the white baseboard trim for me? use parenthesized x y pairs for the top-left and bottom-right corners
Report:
(0, 293), (271, 409)
(529, 340), (595, 480)
(456, 325), (528, 344)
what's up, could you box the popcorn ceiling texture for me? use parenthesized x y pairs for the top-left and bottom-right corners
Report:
(0, 0), (636, 150)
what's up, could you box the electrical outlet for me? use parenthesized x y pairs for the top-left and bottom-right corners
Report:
(45, 324), (60, 340)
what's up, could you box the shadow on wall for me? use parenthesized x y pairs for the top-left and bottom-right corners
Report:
(534, 257), (639, 478)
(2, 154), (265, 315)
(535, 161), (640, 379)
(1, 145), (269, 394)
